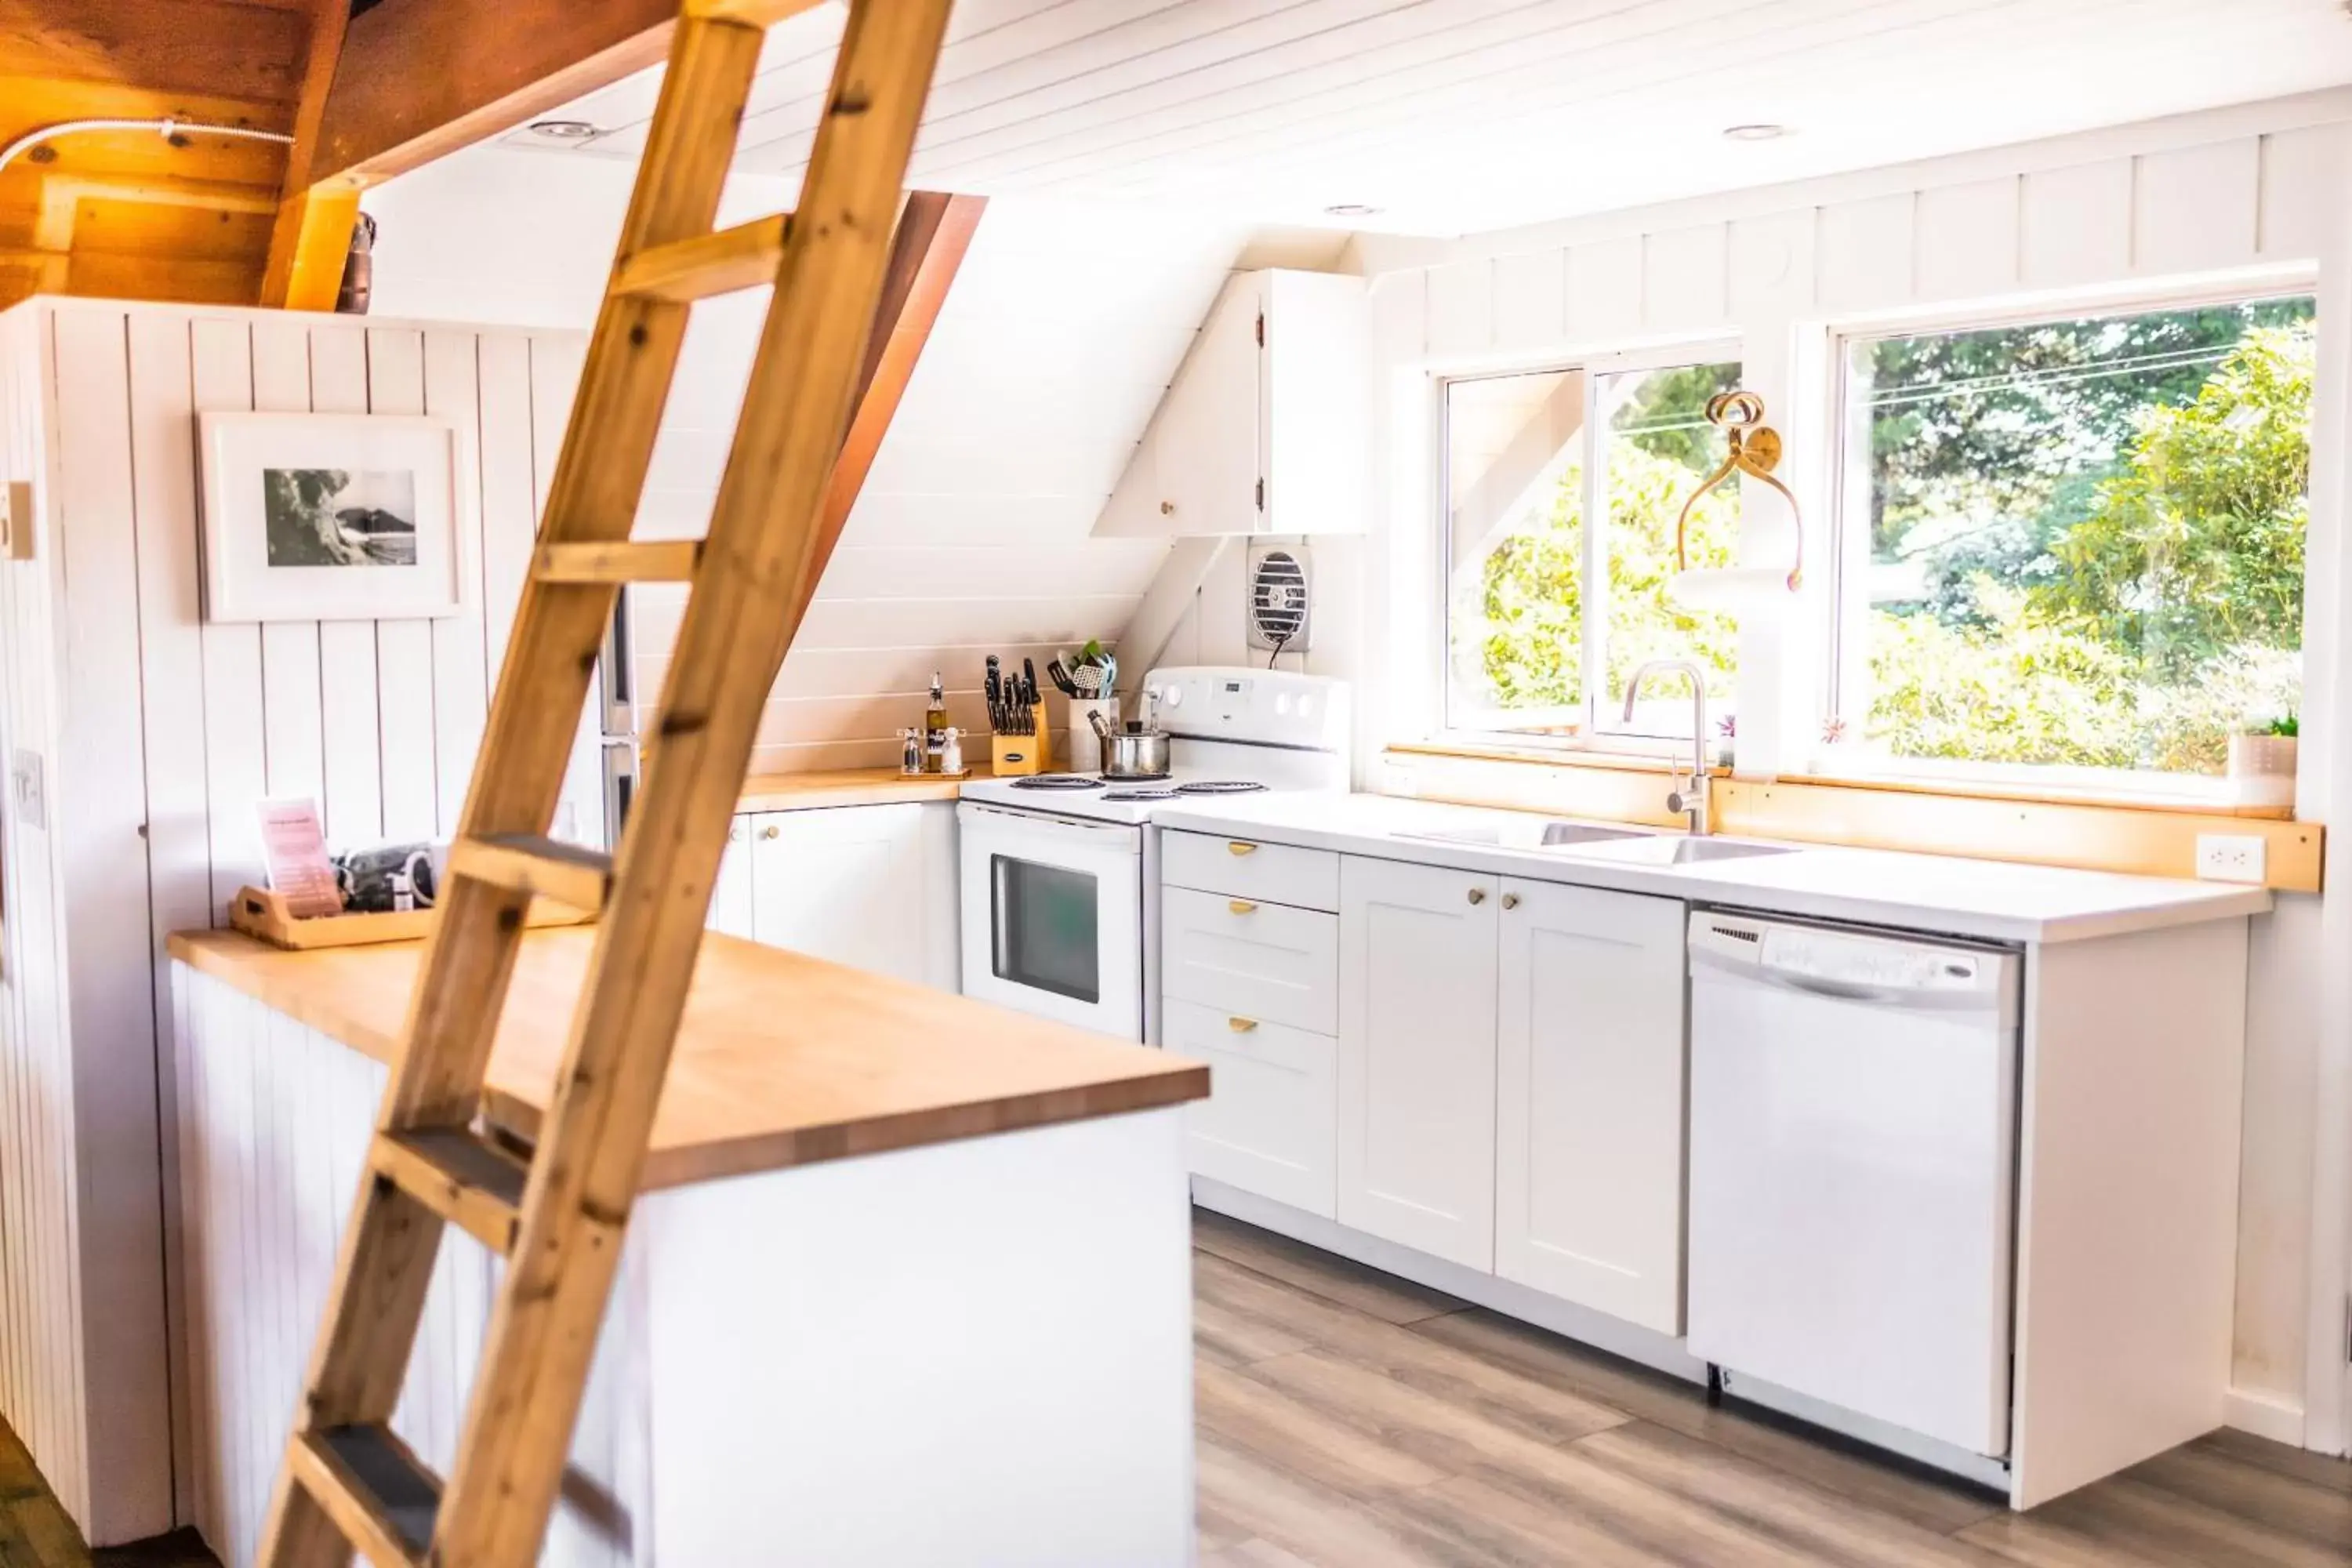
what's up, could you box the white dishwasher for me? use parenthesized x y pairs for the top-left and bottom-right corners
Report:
(1686, 909), (2022, 1461)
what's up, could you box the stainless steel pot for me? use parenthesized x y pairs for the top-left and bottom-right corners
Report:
(1089, 709), (1172, 779)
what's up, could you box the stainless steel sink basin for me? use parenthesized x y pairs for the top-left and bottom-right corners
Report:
(1558, 835), (1800, 866)
(1396, 820), (1650, 851)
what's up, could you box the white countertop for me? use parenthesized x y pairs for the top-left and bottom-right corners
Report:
(1152, 793), (2272, 945)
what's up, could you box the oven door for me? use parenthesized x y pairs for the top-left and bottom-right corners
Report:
(957, 801), (1143, 1039)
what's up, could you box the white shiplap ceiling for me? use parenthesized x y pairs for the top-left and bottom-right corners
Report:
(501, 0), (2352, 236)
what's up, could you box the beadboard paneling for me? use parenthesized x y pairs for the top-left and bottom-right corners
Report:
(0, 298), (587, 1543)
(172, 966), (637, 1567)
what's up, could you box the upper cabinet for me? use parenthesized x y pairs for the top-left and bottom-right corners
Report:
(1096, 268), (1370, 538)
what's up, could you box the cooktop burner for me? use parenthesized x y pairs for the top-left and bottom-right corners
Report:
(1009, 775), (1105, 790)
(1174, 779), (1270, 795)
(1100, 788), (1179, 801)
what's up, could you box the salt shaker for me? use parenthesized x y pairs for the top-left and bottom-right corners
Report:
(940, 725), (964, 776)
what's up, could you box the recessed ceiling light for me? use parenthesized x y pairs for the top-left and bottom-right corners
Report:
(528, 120), (602, 143)
(1722, 123), (1791, 143)
(1323, 202), (1383, 218)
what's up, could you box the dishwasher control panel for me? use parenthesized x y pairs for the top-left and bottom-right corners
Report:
(1692, 913), (2011, 1003)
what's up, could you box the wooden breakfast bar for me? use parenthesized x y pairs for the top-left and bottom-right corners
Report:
(166, 927), (1208, 1567)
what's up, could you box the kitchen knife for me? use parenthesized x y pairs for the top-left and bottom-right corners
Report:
(985, 655), (1002, 731)
(1022, 659), (1040, 710)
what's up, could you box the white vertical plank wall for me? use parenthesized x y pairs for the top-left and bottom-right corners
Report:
(0, 297), (586, 1544)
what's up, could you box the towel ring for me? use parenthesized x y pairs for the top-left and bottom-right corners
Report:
(1674, 391), (1802, 592)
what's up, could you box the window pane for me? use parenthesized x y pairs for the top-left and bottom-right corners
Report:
(1444, 368), (1585, 735)
(1842, 299), (2314, 779)
(1599, 361), (1744, 739)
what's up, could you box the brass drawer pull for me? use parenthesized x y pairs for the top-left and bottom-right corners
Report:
(1227, 840), (1257, 855)
(1228, 1017), (1259, 1033)
(1228, 898), (1258, 915)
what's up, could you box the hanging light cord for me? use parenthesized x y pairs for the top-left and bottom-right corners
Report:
(0, 118), (294, 178)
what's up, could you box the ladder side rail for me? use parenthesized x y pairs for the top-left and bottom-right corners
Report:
(430, 0), (957, 1559)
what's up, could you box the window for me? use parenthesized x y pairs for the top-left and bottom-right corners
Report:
(1833, 294), (2316, 786)
(1443, 353), (1744, 746)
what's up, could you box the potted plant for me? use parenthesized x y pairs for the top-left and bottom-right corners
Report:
(2229, 714), (2299, 808)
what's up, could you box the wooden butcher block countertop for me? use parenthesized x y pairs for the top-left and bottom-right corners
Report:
(735, 766), (985, 811)
(168, 926), (1205, 1192)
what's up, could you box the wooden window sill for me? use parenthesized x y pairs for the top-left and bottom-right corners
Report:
(1381, 743), (2322, 891)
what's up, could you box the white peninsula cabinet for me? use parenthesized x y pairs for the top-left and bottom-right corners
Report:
(710, 800), (958, 989)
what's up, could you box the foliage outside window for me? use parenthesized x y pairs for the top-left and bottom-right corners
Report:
(1835, 296), (2315, 784)
(1445, 356), (1744, 746)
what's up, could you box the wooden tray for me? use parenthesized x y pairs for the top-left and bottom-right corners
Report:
(227, 884), (591, 951)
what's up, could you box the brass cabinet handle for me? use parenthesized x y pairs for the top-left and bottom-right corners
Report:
(1467, 887), (1486, 905)
(1229, 898), (1258, 915)
(761, 824), (781, 840)
(1227, 841), (1257, 856)
(1228, 1017), (1258, 1033)
(1160, 500), (1176, 516)
(1501, 892), (1520, 909)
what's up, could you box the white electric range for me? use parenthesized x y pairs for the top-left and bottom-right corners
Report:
(957, 666), (1351, 1041)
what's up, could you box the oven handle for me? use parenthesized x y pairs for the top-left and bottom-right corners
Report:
(961, 803), (1140, 837)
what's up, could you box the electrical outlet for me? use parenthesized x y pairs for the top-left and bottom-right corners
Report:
(2195, 833), (2267, 884)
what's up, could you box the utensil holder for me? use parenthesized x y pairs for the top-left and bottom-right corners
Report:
(1066, 697), (1120, 773)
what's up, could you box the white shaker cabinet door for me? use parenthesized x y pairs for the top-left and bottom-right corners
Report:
(750, 802), (955, 987)
(1337, 855), (1500, 1270)
(708, 817), (755, 938)
(1494, 878), (1688, 1333)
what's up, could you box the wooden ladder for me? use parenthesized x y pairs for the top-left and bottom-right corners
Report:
(254, 0), (953, 1562)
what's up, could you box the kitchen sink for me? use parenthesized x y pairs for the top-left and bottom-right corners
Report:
(1558, 836), (1800, 866)
(1396, 820), (1651, 851)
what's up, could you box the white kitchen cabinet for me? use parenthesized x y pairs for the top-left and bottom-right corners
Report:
(1494, 877), (1687, 1334)
(1095, 268), (1370, 538)
(729, 801), (958, 989)
(708, 818), (755, 938)
(1336, 855), (1500, 1270)
(1163, 998), (1336, 1217)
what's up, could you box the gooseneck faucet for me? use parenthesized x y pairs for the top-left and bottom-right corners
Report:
(1621, 659), (1711, 835)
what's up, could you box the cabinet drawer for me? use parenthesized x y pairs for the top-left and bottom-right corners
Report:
(1163, 998), (1336, 1219)
(1162, 829), (1338, 912)
(1163, 887), (1338, 1033)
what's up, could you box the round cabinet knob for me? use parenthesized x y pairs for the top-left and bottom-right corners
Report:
(1467, 887), (1486, 905)
(1501, 892), (1520, 909)
(761, 824), (781, 840)
(1160, 500), (1176, 516)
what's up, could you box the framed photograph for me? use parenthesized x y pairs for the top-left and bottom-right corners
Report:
(197, 412), (462, 622)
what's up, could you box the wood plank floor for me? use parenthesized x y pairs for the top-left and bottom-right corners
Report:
(0, 1210), (2344, 1564)
(1193, 1210), (2352, 1567)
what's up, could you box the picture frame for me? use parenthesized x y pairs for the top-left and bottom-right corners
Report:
(196, 411), (462, 622)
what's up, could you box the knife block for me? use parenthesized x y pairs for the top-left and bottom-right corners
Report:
(990, 705), (1050, 775)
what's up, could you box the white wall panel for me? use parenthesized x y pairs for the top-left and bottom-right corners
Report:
(1816, 193), (1915, 313)
(1726, 209), (1816, 321)
(1491, 248), (1566, 352)
(2021, 159), (2134, 288)
(1915, 176), (2020, 303)
(1565, 236), (1642, 343)
(0, 298), (585, 1543)
(2260, 126), (2340, 262)
(2136, 140), (2262, 276)
(1642, 223), (1728, 336)
(1424, 258), (1494, 358)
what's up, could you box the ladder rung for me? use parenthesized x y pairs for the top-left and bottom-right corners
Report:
(371, 1129), (528, 1255)
(290, 1423), (439, 1568)
(681, 0), (833, 27)
(448, 834), (615, 913)
(533, 539), (703, 584)
(612, 214), (789, 303)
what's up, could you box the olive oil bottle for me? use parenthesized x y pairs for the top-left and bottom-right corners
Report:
(924, 671), (949, 773)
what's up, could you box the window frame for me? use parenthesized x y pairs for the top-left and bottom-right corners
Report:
(1433, 336), (1744, 757)
(1822, 274), (2320, 800)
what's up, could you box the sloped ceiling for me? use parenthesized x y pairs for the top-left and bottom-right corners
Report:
(499, 0), (2352, 236)
(362, 143), (1281, 771)
(0, 0), (319, 309)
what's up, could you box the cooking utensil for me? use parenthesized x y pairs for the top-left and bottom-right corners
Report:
(1089, 709), (1172, 779)
(1047, 658), (1080, 698)
(1101, 652), (1118, 699)
(1071, 663), (1105, 696)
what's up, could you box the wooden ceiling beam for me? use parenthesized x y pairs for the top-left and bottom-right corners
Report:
(305, 0), (832, 191)
(259, 0), (355, 307)
(796, 191), (985, 625)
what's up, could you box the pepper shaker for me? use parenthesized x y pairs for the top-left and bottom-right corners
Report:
(898, 726), (924, 777)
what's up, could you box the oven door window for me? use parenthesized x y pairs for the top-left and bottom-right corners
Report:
(991, 854), (1100, 1004)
